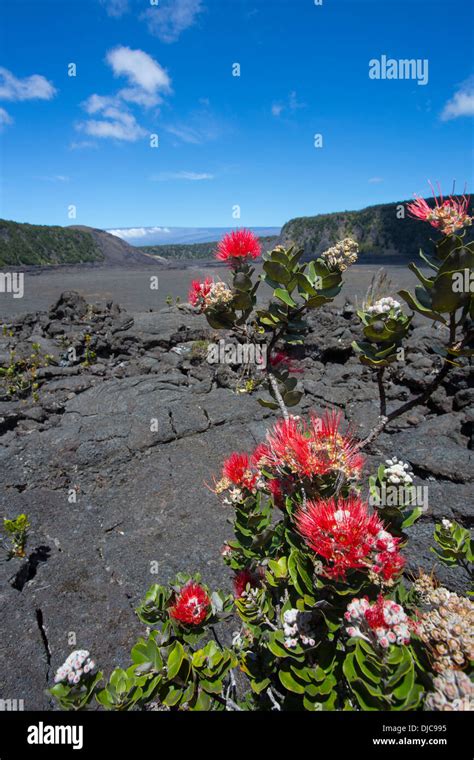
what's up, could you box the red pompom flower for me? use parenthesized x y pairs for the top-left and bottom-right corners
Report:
(295, 496), (384, 579)
(215, 229), (261, 266)
(188, 277), (213, 308)
(269, 351), (304, 374)
(407, 183), (472, 236)
(373, 550), (405, 581)
(259, 411), (364, 482)
(222, 452), (257, 490)
(169, 582), (211, 626)
(233, 568), (261, 598)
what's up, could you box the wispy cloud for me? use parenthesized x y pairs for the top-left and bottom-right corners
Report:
(0, 67), (56, 101)
(164, 105), (222, 145)
(99, 0), (130, 17)
(440, 77), (474, 121)
(77, 46), (172, 142)
(0, 107), (13, 129)
(368, 177), (384, 184)
(35, 174), (70, 182)
(141, 0), (204, 43)
(108, 226), (171, 240)
(150, 171), (214, 181)
(69, 140), (98, 150)
(271, 90), (306, 119)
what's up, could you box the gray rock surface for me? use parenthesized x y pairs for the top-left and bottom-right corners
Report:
(0, 292), (471, 708)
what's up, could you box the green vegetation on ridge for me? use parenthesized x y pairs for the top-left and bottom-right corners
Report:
(281, 197), (474, 260)
(0, 219), (104, 266)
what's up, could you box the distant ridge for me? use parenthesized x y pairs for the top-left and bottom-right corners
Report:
(138, 235), (279, 261)
(107, 226), (281, 246)
(0, 219), (163, 267)
(280, 197), (474, 261)
(69, 226), (162, 266)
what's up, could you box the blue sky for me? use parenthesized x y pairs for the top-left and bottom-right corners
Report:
(0, 0), (473, 232)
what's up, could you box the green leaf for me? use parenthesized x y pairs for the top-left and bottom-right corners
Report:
(418, 249), (439, 272)
(401, 507), (423, 529)
(167, 641), (185, 680)
(190, 689), (212, 711)
(269, 248), (291, 267)
(162, 685), (183, 707)
(279, 667), (306, 694)
(295, 272), (316, 296)
(408, 262), (434, 289)
(431, 271), (469, 313)
(257, 398), (280, 410)
(283, 390), (303, 407)
(398, 289), (446, 323)
(263, 261), (291, 284)
(274, 288), (297, 308)
(250, 676), (271, 694)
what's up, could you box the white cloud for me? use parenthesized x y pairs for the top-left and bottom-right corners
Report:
(0, 67), (56, 101)
(106, 46), (171, 95)
(77, 106), (146, 142)
(368, 177), (384, 184)
(82, 94), (118, 114)
(441, 78), (474, 121)
(151, 171), (214, 181)
(107, 226), (171, 239)
(118, 87), (162, 108)
(77, 47), (172, 142)
(141, 0), (203, 43)
(0, 107), (13, 128)
(271, 103), (283, 117)
(99, 0), (129, 17)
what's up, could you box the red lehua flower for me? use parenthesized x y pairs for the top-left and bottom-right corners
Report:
(261, 411), (364, 482)
(215, 229), (261, 266)
(188, 277), (213, 308)
(169, 582), (211, 626)
(364, 595), (387, 631)
(295, 496), (383, 579)
(407, 183), (472, 235)
(373, 550), (405, 581)
(251, 442), (270, 467)
(222, 452), (257, 490)
(267, 477), (285, 507)
(310, 410), (365, 480)
(269, 351), (304, 374)
(233, 568), (261, 598)
(263, 417), (325, 478)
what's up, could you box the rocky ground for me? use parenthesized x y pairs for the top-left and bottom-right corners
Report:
(0, 291), (472, 709)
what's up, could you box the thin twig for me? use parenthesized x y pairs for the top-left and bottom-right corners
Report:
(225, 695), (243, 711)
(377, 367), (387, 417)
(357, 318), (472, 451)
(263, 615), (279, 631)
(268, 372), (289, 421)
(266, 687), (282, 711)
